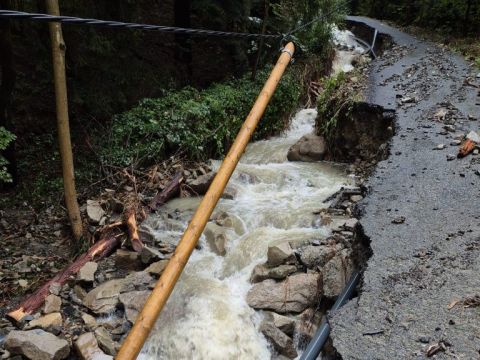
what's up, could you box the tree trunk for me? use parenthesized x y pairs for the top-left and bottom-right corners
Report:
(252, 0), (270, 81)
(464, 0), (473, 36)
(45, 0), (83, 242)
(7, 234), (120, 322)
(0, 0), (17, 189)
(174, 0), (192, 80)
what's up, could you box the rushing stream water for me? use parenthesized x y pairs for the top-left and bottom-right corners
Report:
(138, 29), (364, 360)
(138, 109), (350, 359)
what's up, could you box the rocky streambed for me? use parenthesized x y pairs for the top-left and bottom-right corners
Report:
(0, 28), (381, 360)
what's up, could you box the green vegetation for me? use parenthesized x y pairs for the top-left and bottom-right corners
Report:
(103, 67), (301, 167)
(316, 72), (356, 139)
(0, 127), (15, 183)
(353, 0), (480, 36)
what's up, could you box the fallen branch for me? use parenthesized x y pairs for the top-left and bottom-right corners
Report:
(124, 209), (143, 252)
(148, 171), (184, 211)
(7, 233), (121, 322)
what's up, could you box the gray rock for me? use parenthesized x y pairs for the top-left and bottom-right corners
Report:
(203, 222), (227, 256)
(43, 294), (62, 314)
(265, 312), (296, 336)
(267, 242), (295, 267)
(221, 186), (237, 200)
(75, 332), (112, 360)
(114, 250), (141, 271)
(247, 273), (321, 313)
(260, 321), (297, 358)
(25, 313), (62, 332)
(287, 134), (327, 162)
(250, 264), (269, 283)
(250, 264), (297, 283)
(144, 260), (169, 276)
(86, 200), (105, 224)
(299, 245), (336, 268)
(118, 290), (151, 323)
(81, 272), (155, 315)
(186, 172), (215, 195)
(78, 262), (98, 283)
(5, 329), (69, 360)
(139, 246), (165, 265)
(81, 313), (97, 331)
(83, 279), (125, 314)
(343, 218), (359, 231)
(94, 327), (118, 356)
(447, 154), (456, 161)
(268, 265), (297, 280)
(323, 249), (354, 298)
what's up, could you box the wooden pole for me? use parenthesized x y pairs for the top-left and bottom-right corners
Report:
(116, 42), (295, 360)
(45, 0), (83, 241)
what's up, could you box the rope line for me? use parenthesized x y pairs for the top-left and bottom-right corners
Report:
(0, 9), (281, 39)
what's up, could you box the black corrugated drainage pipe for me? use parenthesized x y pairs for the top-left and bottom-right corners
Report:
(299, 271), (361, 360)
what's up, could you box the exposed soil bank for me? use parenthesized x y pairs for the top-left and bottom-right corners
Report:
(330, 17), (480, 359)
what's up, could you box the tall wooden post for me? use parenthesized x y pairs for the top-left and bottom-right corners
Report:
(45, 0), (83, 242)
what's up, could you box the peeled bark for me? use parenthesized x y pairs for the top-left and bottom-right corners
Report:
(7, 234), (120, 322)
(124, 209), (143, 252)
(46, 0), (83, 241)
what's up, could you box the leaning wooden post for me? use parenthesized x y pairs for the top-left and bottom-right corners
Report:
(116, 42), (295, 360)
(45, 0), (83, 241)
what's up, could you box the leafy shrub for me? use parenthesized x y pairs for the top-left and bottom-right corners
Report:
(316, 72), (349, 138)
(0, 127), (16, 183)
(103, 67), (301, 167)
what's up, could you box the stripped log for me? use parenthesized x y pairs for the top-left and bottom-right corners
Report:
(148, 171), (184, 211)
(458, 139), (476, 158)
(7, 234), (121, 322)
(124, 209), (143, 252)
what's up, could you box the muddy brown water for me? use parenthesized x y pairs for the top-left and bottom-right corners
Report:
(137, 30), (365, 360)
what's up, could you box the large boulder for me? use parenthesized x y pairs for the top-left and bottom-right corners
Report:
(247, 273), (321, 313)
(83, 272), (153, 314)
(323, 249), (354, 298)
(5, 329), (70, 360)
(260, 321), (297, 359)
(287, 134), (327, 162)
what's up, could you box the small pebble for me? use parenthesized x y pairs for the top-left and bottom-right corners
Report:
(434, 144), (446, 150)
(446, 154), (456, 161)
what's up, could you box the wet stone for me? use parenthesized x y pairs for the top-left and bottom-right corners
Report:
(5, 329), (70, 360)
(267, 242), (295, 267)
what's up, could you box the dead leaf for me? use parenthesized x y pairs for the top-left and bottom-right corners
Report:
(447, 299), (460, 310)
(426, 341), (446, 357)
